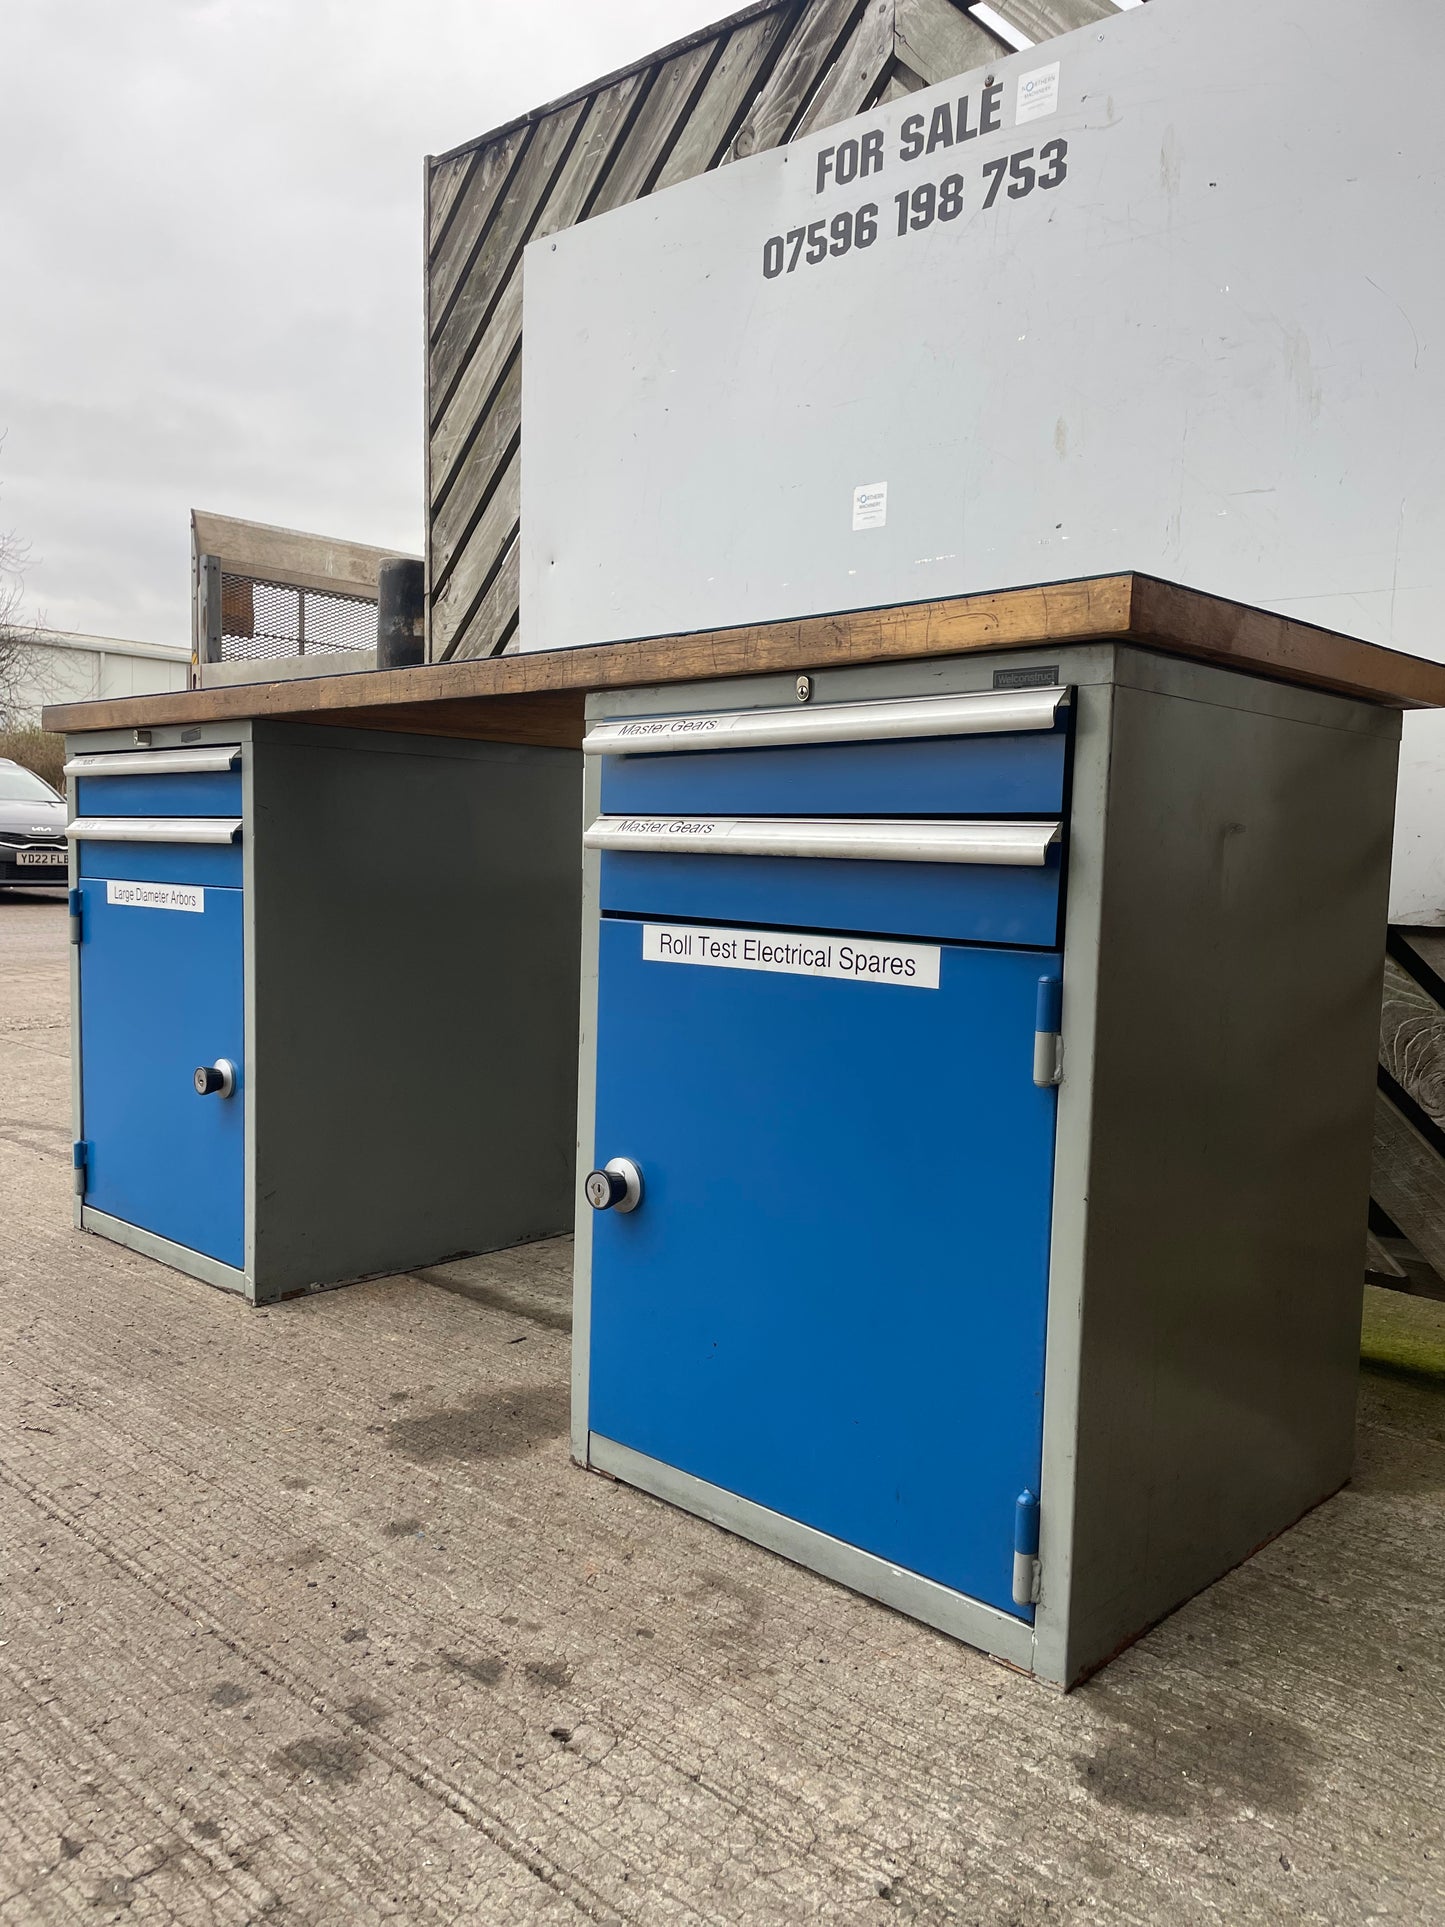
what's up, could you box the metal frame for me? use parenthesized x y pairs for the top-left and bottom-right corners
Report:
(68, 717), (261, 1292)
(590, 1433), (1036, 1670)
(78, 1205), (248, 1297)
(571, 642), (1115, 1677)
(571, 639), (1399, 1685)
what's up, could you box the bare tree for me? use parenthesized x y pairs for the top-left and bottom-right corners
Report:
(0, 441), (44, 731)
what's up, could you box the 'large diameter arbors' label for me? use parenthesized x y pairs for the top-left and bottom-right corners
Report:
(105, 880), (204, 913)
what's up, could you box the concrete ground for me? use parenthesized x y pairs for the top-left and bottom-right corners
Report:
(3, 891), (1444, 1927)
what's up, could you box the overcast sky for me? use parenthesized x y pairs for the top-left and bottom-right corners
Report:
(0, 0), (731, 645)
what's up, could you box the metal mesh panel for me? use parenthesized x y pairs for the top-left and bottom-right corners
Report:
(220, 572), (376, 661)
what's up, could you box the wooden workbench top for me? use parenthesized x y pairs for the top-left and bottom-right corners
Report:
(44, 573), (1445, 748)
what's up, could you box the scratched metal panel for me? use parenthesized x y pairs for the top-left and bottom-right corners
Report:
(521, 0), (1445, 921)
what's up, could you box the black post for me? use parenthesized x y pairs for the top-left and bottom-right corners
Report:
(376, 557), (425, 668)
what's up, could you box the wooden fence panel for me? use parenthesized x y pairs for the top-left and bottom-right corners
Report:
(1372, 1089), (1445, 1282)
(426, 0), (1125, 660)
(430, 273), (521, 507)
(431, 355), (522, 594)
(587, 40), (725, 217)
(428, 148), (480, 253)
(431, 445), (522, 660)
(794, 0), (896, 137)
(654, 11), (799, 191)
(986, 0), (1118, 44)
(896, 0), (1002, 84)
(729, 0), (870, 160)
(1380, 953), (1445, 1134)
(429, 68), (658, 637)
(428, 126), (529, 334)
(431, 98), (589, 422)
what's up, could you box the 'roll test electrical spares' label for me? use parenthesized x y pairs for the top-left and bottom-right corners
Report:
(759, 62), (1065, 284)
(642, 923), (940, 989)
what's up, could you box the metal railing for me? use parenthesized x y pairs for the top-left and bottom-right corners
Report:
(217, 571), (376, 662)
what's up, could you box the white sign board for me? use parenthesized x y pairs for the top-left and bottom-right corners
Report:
(522, 0), (1445, 923)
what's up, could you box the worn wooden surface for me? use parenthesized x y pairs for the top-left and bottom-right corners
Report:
(1399, 931), (1445, 1002)
(44, 575), (1445, 741)
(1127, 576), (1445, 708)
(995, 0), (1118, 41)
(1371, 944), (1445, 1293)
(1380, 955), (1445, 1136)
(895, 0), (1002, 84)
(5, 895), (1445, 1924)
(190, 512), (412, 602)
(1372, 1090), (1445, 1283)
(424, 0), (1123, 663)
(793, 0), (896, 142)
(1365, 1229), (1407, 1280)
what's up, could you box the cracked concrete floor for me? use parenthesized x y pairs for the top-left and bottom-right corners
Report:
(2, 891), (1444, 1925)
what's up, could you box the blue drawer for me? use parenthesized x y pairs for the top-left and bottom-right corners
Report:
(600, 728), (1067, 819)
(76, 839), (244, 888)
(600, 845), (1062, 948)
(76, 769), (243, 817)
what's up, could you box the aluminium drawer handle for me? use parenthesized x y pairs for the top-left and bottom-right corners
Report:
(584, 816), (1061, 867)
(64, 747), (241, 777)
(66, 817), (242, 845)
(583, 687), (1069, 755)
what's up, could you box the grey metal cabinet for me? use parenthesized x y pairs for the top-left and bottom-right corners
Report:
(65, 718), (580, 1305)
(571, 640), (1400, 1685)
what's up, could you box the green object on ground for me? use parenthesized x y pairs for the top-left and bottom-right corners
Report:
(1361, 1283), (1445, 1383)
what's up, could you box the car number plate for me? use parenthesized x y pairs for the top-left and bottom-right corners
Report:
(16, 848), (65, 867)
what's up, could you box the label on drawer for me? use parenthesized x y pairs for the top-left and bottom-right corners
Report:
(642, 921), (939, 989)
(106, 880), (204, 913)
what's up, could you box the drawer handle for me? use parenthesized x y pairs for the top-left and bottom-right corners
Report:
(584, 816), (1061, 867)
(65, 747), (241, 777)
(584, 687), (1068, 755)
(67, 817), (242, 846)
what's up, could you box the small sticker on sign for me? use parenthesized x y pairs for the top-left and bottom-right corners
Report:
(642, 922), (939, 989)
(852, 482), (887, 531)
(1016, 61), (1061, 124)
(106, 880), (204, 913)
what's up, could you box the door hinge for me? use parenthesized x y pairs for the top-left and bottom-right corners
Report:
(72, 1141), (90, 1196)
(1032, 975), (1062, 1087)
(1013, 1487), (1041, 1607)
(68, 887), (84, 944)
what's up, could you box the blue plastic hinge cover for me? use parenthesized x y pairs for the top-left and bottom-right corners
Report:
(1032, 975), (1062, 1088)
(72, 1140), (89, 1196)
(1012, 1487), (1041, 1608)
(68, 887), (83, 944)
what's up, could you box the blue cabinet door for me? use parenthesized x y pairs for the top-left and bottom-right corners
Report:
(589, 917), (1059, 1620)
(77, 878), (245, 1268)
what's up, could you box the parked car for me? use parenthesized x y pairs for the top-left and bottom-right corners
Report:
(0, 758), (68, 888)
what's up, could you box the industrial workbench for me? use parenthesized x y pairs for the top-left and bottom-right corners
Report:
(46, 575), (1445, 1679)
